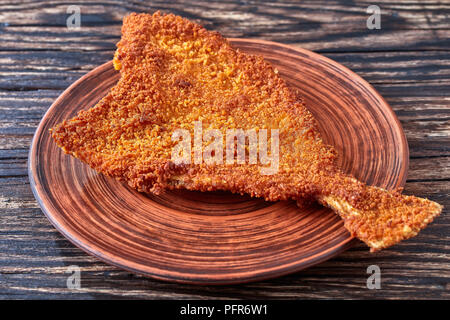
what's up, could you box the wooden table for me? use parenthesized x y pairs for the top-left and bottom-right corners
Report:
(1, 0), (448, 299)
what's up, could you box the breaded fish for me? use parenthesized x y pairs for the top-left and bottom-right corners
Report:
(51, 12), (442, 251)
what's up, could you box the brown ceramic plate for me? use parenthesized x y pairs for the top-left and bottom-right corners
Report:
(29, 39), (409, 284)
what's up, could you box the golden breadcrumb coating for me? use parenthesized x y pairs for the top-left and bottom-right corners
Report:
(51, 11), (442, 251)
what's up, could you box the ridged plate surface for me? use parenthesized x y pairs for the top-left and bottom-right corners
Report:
(28, 39), (409, 284)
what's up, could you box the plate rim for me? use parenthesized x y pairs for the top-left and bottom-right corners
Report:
(28, 38), (408, 285)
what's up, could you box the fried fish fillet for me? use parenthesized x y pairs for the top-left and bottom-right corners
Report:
(51, 12), (442, 251)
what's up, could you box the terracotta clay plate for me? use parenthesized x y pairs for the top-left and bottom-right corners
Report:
(29, 39), (409, 284)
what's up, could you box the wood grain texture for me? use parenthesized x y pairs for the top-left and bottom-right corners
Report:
(0, 0), (449, 298)
(29, 39), (410, 284)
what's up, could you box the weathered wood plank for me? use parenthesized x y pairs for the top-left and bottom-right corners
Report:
(1, 50), (449, 89)
(0, 83), (447, 122)
(0, 191), (448, 299)
(1, 149), (449, 182)
(1, 25), (448, 53)
(407, 157), (450, 181)
(0, 1), (448, 52)
(0, 119), (448, 158)
(1, 0), (449, 30)
(0, 123), (447, 159)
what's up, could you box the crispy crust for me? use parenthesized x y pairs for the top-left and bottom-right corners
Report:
(319, 177), (442, 251)
(51, 11), (442, 251)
